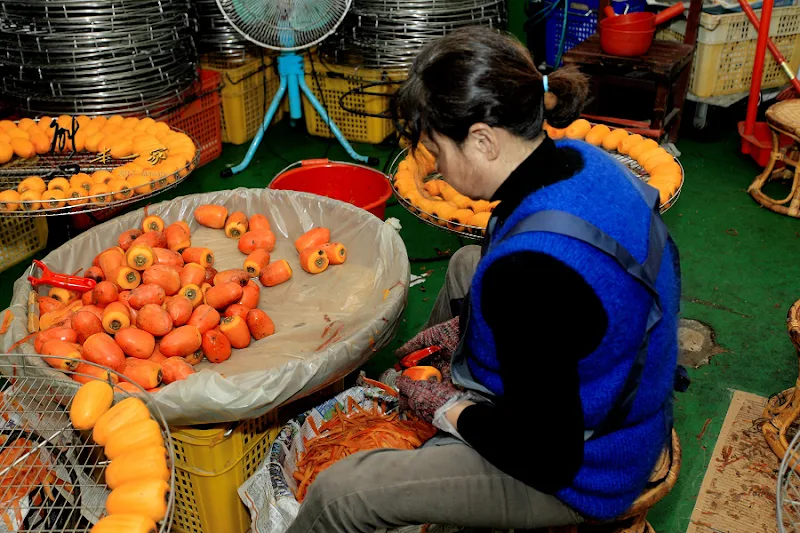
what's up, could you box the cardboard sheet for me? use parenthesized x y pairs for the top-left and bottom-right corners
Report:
(2, 188), (410, 425)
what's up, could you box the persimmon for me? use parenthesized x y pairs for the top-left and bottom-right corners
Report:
(237, 281), (260, 309)
(153, 248), (184, 268)
(224, 211), (248, 238)
(187, 305), (220, 334)
(109, 266), (141, 290)
(92, 281), (119, 307)
(102, 302), (131, 334)
(201, 328), (232, 363)
(72, 311), (104, 344)
(181, 247), (214, 268)
(130, 231), (167, 249)
(123, 359), (162, 390)
(165, 296), (193, 327)
(136, 304), (172, 337)
(244, 249), (270, 278)
(213, 269), (249, 287)
(84, 266), (105, 283)
(115, 328), (156, 359)
(248, 214), (270, 232)
(34, 326), (78, 353)
(219, 315), (250, 349)
(320, 242), (346, 265)
(40, 340), (82, 371)
(159, 325), (202, 357)
(83, 333), (126, 372)
(223, 304), (250, 320)
(165, 222), (191, 253)
(142, 265), (181, 295)
(246, 309), (275, 340)
(118, 229), (143, 251)
(299, 247), (329, 274)
(142, 213), (164, 233)
(178, 284), (203, 307)
(38, 296), (64, 314)
(294, 227), (330, 253)
(194, 205), (227, 229)
(127, 244), (155, 271)
(128, 284), (166, 310)
(259, 260), (292, 287)
(161, 357), (195, 383)
(402, 366), (442, 382)
(237, 230), (275, 254)
(204, 282), (243, 310)
(180, 263), (206, 287)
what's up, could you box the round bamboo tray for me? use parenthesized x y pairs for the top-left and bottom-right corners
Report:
(388, 145), (684, 241)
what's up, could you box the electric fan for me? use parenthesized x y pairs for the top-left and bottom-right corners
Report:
(216, 0), (378, 177)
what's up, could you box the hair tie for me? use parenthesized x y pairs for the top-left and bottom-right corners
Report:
(542, 75), (549, 93)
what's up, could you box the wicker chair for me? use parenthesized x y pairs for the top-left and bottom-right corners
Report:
(763, 298), (800, 462)
(748, 100), (800, 218)
(545, 429), (682, 533)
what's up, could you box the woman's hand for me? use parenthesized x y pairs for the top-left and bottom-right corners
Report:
(394, 317), (460, 381)
(397, 375), (460, 423)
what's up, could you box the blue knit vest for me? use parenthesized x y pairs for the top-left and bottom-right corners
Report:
(464, 140), (680, 520)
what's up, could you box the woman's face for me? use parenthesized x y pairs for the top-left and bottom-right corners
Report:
(421, 131), (491, 200)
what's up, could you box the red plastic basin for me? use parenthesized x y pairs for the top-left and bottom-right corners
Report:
(269, 159), (393, 219)
(600, 26), (655, 57)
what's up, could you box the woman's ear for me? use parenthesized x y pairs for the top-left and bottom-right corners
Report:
(467, 123), (500, 161)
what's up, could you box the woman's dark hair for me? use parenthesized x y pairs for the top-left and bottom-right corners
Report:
(391, 26), (589, 147)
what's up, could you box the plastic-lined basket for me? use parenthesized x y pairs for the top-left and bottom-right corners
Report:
(0, 216), (47, 272)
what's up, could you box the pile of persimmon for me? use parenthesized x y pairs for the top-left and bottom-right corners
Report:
(32, 210), (277, 392)
(70, 381), (170, 533)
(193, 204), (347, 278)
(0, 114), (197, 213)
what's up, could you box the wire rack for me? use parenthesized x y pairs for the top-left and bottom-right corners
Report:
(0, 354), (175, 533)
(0, 127), (201, 218)
(325, 0), (507, 70)
(0, 0), (199, 117)
(387, 146), (684, 241)
(192, 0), (260, 60)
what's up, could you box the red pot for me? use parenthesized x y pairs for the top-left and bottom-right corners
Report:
(601, 2), (685, 30)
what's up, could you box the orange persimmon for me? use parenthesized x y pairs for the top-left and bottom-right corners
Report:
(34, 326), (77, 353)
(219, 315), (250, 349)
(115, 327), (156, 359)
(181, 247), (214, 268)
(98, 249), (126, 279)
(85, 266), (105, 283)
(38, 296), (64, 315)
(201, 328), (232, 363)
(320, 242), (346, 265)
(244, 249), (270, 278)
(122, 359), (162, 390)
(102, 302), (131, 335)
(249, 214), (270, 232)
(164, 296), (193, 327)
(165, 222), (191, 253)
(127, 244), (155, 271)
(187, 305), (220, 334)
(237, 230), (276, 254)
(223, 304), (250, 320)
(184, 350), (204, 366)
(246, 309), (275, 340)
(180, 263), (206, 288)
(136, 304), (173, 337)
(142, 265), (181, 295)
(73, 362), (118, 385)
(40, 340), (82, 371)
(294, 227), (330, 253)
(194, 205), (227, 229)
(204, 282), (243, 310)
(109, 266), (141, 290)
(178, 284), (203, 308)
(153, 248), (184, 268)
(237, 281), (260, 309)
(159, 325), (202, 357)
(128, 284), (166, 310)
(224, 211), (248, 238)
(131, 231), (167, 249)
(72, 311), (104, 344)
(213, 269), (249, 287)
(83, 332), (126, 372)
(259, 260), (292, 287)
(142, 213), (164, 233)
(48, 287), (77, 305)
(118, 229), (143, 251)
(92, 281), (119, 307)
(161, 357), (195, 383)
(299, 247), (329, 274)
(402, 366), (442, 382)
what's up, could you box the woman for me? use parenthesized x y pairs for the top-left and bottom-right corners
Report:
(286, 26), (681, 533)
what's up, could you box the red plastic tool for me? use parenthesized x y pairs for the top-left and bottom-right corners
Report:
(27, 260), (96, 292)
(394, 346), (441, 371)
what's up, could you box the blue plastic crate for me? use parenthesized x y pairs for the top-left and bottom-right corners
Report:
(545, 0), (646, 67)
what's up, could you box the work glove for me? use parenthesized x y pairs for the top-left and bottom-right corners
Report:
(396, 374), (460, 424)
(394, 317), (460, 382)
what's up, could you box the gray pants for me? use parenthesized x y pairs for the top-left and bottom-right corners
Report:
(426, 245), (482, 328)
(285, 246), (583, 533)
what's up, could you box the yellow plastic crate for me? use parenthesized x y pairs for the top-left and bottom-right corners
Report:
(201, 56), (283, 145)
(170, 411), (280, 533)
(658, 6), (800, 98)
(0, 217), (48, 273)
(303, 55), (405, 144)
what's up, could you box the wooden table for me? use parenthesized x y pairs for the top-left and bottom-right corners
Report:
(562, 33), (697, 143)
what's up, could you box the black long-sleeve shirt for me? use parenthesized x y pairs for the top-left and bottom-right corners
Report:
(457, 137), (609, 494)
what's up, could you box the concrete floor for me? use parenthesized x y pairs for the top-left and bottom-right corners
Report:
(2, 118), (798, 532)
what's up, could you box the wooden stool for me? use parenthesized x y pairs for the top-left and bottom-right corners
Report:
(747, 100), (800, 218)
(762, 298), (800, 462)
(545, 429), (682, 533)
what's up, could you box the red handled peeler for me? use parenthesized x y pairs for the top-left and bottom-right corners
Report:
(27, 260), (96, 292)
(394, 346), (441, 371)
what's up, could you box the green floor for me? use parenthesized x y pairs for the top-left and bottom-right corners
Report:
(2, 119), (798, 532)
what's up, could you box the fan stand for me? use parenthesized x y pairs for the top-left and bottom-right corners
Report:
(221, 53), (378, 177)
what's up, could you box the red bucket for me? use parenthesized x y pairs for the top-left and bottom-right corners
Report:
(269, 159), (393, 219)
